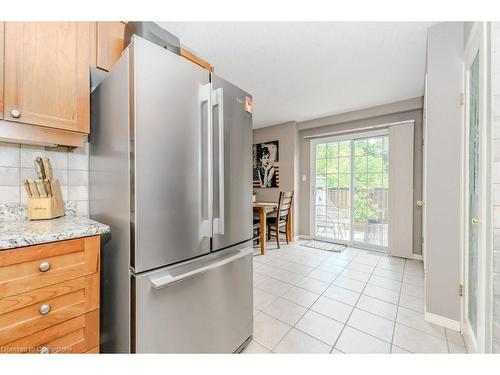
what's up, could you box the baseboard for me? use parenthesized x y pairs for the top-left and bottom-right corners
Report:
(410, 254), (423, 261)
(298, 235), (311, 240)
(424, 311), (461, 331)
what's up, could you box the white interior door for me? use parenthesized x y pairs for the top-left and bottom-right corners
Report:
(462, 22), (487, 353)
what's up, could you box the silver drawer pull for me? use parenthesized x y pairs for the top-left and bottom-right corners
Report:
(39, 304), (51, 315)
(39, 262), (50, 272)
(39, 346), (50, 354)
(10, 109), (21, 118)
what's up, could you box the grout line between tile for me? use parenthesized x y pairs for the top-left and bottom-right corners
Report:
(252, 243), (432, 354)
(268, 248), (355, 352)
(329, 251), (383, 353)
(389, 258), (406, 353)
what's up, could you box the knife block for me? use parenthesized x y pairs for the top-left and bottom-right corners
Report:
(27, 180), (65, 220)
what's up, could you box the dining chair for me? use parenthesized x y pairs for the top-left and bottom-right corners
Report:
(252, 217), (261, 244)
(267, 191), (294, 249)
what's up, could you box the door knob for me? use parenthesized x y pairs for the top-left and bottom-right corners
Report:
(10, 109), (21, 118)
(416, 201), (425, 207)
(471, 218), (481, 224)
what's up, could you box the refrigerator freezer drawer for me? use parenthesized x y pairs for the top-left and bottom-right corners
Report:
(134, 246), (253, 353)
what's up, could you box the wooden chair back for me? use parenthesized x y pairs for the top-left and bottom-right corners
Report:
(277, 191), (294, 222)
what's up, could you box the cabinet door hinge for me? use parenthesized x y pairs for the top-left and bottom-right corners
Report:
(459, 284), (464, 297)
(460, 93), (465, 106)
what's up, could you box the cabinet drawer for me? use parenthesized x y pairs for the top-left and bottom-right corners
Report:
(0, 236), (99, 299)
(1, 309), (99, 354)
(0, 273), (98, 345)
(85, 345), (99, 354)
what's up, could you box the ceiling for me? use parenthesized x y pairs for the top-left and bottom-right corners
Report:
(158, 22), (433, 128)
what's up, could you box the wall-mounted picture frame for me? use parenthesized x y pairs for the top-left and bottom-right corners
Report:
(253, 140), (280, 188)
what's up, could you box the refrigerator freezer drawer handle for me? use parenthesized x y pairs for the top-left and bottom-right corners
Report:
(149, 247), (253, 289)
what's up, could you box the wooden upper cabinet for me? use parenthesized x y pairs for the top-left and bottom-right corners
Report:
(180, 47), (214, 73)
(3, 22), (91, 133)
(0, 22), (4, 120)
(96, 22), (126, 72)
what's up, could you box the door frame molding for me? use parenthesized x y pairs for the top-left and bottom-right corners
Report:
(462, 21), (490, 354)
(309, 128), (389, 252)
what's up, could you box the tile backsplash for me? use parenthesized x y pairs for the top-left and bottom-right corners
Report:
(0, 141), (89, 217)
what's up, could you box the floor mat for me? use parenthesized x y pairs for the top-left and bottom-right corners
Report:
(301, 240), (347, 252)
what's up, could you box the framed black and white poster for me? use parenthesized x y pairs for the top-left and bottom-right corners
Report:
(253, 141), (280, 188)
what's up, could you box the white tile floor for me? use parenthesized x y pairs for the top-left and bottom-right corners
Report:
(243, 240), (467, 354)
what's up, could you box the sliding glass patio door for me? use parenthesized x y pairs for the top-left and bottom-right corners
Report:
(313, 140), (352, 242)
(312, 131), (389, 251)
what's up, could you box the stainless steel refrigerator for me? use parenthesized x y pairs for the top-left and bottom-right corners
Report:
(90, 35), (254, 353)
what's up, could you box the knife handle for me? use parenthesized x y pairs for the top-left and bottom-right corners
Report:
(36, 180), (48, 198)
(44, 179), (53, 197)
(24, 180), (32, 198)
(42, 157), (53, 180)
(28, 180), (40, 198)
(34, 157), (46, 179)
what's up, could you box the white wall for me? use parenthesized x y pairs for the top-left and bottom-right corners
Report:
(424, 22), (464, 323)
(0, 141), (89, 216)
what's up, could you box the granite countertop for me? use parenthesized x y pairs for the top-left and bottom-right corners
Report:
(0, 213), (110, 250)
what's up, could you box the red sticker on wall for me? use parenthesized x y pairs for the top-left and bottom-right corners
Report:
(245, 96), (253, 113)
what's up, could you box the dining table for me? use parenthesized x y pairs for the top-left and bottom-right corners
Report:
(253, 201), (293, 255)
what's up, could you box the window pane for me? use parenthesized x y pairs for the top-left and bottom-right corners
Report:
(339, 173), (350, 188)
(339, 141), (350, 156)
(327, 174), (338, 189)
(316, 143), (327, 159)
(355, 156), (367, 174)
(316, 158), (326, 175)
(367, 173), (382, 188)
(367, 155), (383, 173)
(382, 154), (389, 175)
(355, 139), (367, 156)
(327, 158), (338, 174)
(368, 137), (383, 155)
(326, 143), (338, 158)
(355, 173), (366, 189)
(339, 157), (350, 173)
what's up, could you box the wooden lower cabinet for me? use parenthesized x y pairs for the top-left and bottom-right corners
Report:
(2, 309), (99, 354)
(0, 22), (4, 119)
(0, 236), (100, 354)
(85, 345), (100, 354)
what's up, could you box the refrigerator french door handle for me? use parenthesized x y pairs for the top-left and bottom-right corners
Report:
(212, 87), (225, 235)
(149, 247), (253, 289)
(200, 84), (213, 238)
